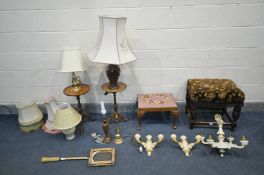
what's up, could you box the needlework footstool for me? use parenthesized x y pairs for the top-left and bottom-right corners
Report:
(185, 79), (245, 131)
(137, 93), (180, 130)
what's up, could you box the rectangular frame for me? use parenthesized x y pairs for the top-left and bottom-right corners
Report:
(88, 147), (115, 167)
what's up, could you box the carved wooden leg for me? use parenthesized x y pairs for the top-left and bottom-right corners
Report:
(137, 110), (145, 130)
(185, 91), (191, 114)
(171, 110), (180, 129)
(189, 106), (197, 129)
(185, 105), (189, 114)
(231, 104), (241, 130)
(186, 90), (195, 129)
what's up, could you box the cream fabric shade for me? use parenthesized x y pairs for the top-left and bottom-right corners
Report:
(53, 103), (81, 130)
(88, 16), (136, 65)
(16, 101), (43, 126)
(59, 48), (87, 72)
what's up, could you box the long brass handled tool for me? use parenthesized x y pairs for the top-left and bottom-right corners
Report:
(41, 156), (89, 163)
(41, 148), (115, 167)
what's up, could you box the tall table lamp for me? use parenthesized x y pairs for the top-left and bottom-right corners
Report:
(88, 15), (136, 123)
(59, 48), (92, 135)
(88, 16), (136, 88)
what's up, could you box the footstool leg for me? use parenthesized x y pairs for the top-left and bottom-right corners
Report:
(185, 105), (189, 114)
(231, 104), (241, 131)
(171, 110), (180, 129)
(189, 107), (197, 129)
(137, 110), (145, 130)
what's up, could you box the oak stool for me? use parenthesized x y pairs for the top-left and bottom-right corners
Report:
(185, 79), (245, 131)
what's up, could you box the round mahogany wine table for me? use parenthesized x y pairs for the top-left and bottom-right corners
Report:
(63, 84), (94, 135)
(101, 82), (128, 122)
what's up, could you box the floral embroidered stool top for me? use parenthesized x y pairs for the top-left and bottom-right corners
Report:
(187, 79), (245, 103)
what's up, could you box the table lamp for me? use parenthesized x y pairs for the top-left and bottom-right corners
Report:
(88, 15), (136, 89)
(53, 103), (81, 140)
(16, 101), (44, 132)
(59, 48), (87, 92)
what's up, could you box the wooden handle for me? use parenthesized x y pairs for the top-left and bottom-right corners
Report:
(41, 157), (60, 163)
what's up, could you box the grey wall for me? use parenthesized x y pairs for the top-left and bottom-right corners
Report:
(0, 0), (264, 105)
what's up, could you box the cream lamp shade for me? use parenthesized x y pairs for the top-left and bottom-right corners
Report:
(16, 101), (43, 126)
(16, 101), (44, 132)
(53, 103), (81, 130)
(59, 48), (87, 72)
(88, 16), (136, 65)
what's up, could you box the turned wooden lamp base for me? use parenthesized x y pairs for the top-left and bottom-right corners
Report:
(102, 82), (128, 123)
(63, 84), (95, 135)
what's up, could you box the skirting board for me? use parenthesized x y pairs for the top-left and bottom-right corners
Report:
(0, 102), (264, 115)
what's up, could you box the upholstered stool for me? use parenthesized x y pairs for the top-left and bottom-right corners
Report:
(137, 93), (180, 130)
(185, 79), (245, 131)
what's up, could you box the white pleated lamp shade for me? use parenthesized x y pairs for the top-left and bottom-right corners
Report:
(16, 101), (43, 126)
(53, 103), (81, 130)
(59, 48), (87, 72)
(88, 16), (136, 65)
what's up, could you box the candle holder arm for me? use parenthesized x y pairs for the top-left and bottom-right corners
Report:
(201, 136), (215, 146)
(188, 138), (201, 149)
(170, 134), (179, 144)
(134, 134), (143, 145)
(153, 134), (164, 145)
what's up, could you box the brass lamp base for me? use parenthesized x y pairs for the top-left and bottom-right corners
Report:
(103, 136), (112, 144)
(102, 117), (112, 144)
(114, 134), (123, 144)
(114, 125), (123, 144)
(70, 85), (82, 93)
(71, 72), (82, 93)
